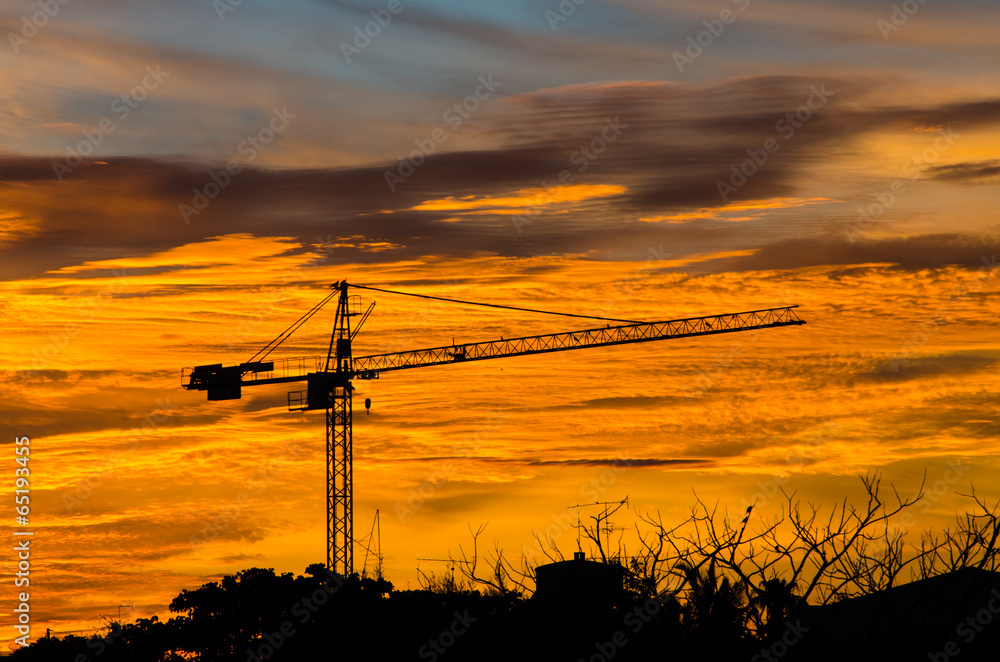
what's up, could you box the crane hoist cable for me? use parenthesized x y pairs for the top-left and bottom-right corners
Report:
(350, 283), (643, 324)
(248, 279), (648, 367)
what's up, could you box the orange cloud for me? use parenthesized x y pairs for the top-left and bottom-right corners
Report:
(410, 184), (627, 214)
(46, 234), (300, 275)
(640, 197), (836, 223)
(330, 236), (404, 252)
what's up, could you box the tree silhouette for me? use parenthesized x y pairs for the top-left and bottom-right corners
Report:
(12, 474), (1000, 662)
(749, 577), (801, 641)
(677, 559), (750, 654)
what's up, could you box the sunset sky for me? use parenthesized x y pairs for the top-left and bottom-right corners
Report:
(3, 0), (1000, 645)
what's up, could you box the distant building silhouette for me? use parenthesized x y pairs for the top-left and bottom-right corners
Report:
(533, 552), (629, 614)
(796, 567), (1000, 660)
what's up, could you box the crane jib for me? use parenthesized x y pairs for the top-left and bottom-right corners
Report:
(180, 305), (804, 398)
(353, 308), (804, 376)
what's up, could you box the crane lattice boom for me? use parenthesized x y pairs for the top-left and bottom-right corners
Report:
(184, 305), (803, 393)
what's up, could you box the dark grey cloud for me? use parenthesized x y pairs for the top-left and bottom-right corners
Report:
(4, 77), (1000, 281)
(926, 160), (1000, 183)
(859, 352), (1000, 384)
(714, 234), (1000, 272)
(522, 457), (711, 468)
(0, 369), (223, 439)
(549, 394), (694, 409)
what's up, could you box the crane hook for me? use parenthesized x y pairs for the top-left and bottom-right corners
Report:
(365, 397), (371, 415)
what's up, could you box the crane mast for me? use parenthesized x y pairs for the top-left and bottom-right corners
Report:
(183, 281), (806, 575)
(326, 281), (354, 576)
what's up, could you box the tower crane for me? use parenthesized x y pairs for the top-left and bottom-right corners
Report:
(182, 280), (805, 576)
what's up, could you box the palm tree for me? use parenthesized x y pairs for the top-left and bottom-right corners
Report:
(677, 559), (749, 648)
(749, 577), (801, 641)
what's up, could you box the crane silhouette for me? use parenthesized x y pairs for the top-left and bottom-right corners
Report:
(182, 280), (805, 575)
